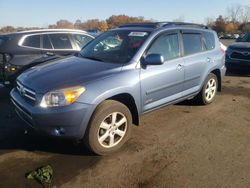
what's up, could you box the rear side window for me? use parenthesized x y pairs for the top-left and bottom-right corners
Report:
(42, 34), (53, 49)
(22, 35), (41, 48)
(183, 33), (203, 56)
(72, 34), (93, 49)
(49, 34), (72, 49)
(147, 33), (180, 61)
(203, 32), (215, 50)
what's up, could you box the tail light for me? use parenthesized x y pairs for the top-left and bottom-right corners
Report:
(220, 43), (227, 54)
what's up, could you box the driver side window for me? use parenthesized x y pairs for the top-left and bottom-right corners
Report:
(147, 33), (180, 61)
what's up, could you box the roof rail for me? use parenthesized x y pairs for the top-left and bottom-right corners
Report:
(162, 22), (209, 29)
(119, 22), (209, 29)
(16, 29), (87, 34)
(119, 22), (167, 29)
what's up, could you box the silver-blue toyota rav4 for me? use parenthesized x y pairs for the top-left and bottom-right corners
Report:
(10, 22), (226, 155)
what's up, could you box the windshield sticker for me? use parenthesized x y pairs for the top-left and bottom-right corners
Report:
(128, 32), (148, 37)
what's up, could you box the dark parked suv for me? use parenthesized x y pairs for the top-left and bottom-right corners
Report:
(0, 29), (94, 85)
(11, 22), (226, 155)
(226, 32), (250, 71)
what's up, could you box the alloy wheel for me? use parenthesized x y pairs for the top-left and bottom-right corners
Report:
(97, 112), (127, 148)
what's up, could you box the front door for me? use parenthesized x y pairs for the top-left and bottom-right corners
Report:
(140, 32), (185, 112)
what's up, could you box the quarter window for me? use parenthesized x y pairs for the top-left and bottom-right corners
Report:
(203, 32), (215, 50)
(183, 33), (203, 55)
(147, 33), (180, 61)
(49, 34), (72, 49)
(22, 35), (41, 48)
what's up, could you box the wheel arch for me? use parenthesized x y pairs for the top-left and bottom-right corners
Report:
(106, 93), (140, 126)
(211, 69), (221, 92)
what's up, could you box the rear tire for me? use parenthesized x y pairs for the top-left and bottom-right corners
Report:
(84, 100), (132, 155)
(196, 73), (218, 105)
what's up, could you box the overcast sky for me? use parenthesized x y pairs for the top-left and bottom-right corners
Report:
(0, 0), (249, 28)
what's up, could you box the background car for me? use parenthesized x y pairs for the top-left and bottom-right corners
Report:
(226, 32), (250, 72)
(87, 29), (102, 37)
(0, 29), (94, 86)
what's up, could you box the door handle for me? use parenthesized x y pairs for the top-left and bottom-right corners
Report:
(45, 52), (55, 56)
(177, 64), (183, 71)
(206, 57), (212, 63)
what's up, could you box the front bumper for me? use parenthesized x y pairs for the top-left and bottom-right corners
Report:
(10, 88), (94, 139)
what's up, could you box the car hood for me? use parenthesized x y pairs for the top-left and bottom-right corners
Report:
(17, 56), (123, 93)
(229, 42), (250, 50)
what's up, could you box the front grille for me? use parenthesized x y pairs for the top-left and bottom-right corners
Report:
(16, 81), (37, 104)
(231, 51), (250, 61)
(11, 97), (34, 127)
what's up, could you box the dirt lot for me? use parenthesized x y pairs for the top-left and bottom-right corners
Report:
(0, 72), (250, 188)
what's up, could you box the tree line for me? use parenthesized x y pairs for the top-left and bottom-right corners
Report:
(0, 4), (249, 34)
(206, 4), (250, 34)
(0, 15), (148, 33)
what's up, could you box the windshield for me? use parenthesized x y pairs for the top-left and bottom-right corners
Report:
(80, 30), (150, 64)
(240, 33), (250, 42)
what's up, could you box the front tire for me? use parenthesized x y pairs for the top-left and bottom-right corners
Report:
(196, 73), (218, 105)
(84, 100), (132, 155)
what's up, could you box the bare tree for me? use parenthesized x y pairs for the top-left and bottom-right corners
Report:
(240, 5), (250, 23)
(55, 20), (74, 29)
(173, 15), (185, 22)
(205, 17), (215, 27)
(227, 4), (242, 23)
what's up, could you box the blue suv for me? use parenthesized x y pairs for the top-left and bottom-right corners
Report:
(10, 22), (226, 155)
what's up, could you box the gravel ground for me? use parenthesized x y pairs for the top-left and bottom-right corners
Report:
(0, 71), (249, 188)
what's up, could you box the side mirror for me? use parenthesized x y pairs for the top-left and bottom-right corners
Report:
(144, 54), (164, 66)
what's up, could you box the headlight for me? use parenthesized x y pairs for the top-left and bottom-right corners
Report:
(40, 86), (85, 108)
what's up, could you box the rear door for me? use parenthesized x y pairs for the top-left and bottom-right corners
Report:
(46, 33), (77, 56)
(181, 30), (209, 96)
(10, 34), (44, 65)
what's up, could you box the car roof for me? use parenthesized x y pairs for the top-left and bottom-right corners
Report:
(0, 29), (91, 38)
